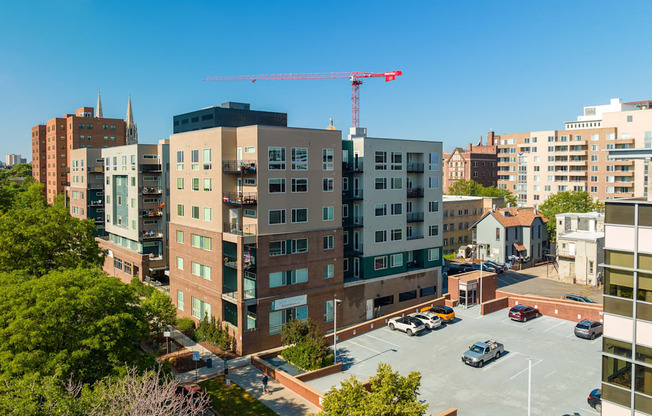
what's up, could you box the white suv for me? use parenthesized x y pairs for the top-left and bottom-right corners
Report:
(388, 316), (426, 336)
(409, 312), (442, 330)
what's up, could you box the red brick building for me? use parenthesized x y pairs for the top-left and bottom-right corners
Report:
(443, 131), (499, 193)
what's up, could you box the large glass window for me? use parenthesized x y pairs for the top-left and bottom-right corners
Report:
(177, 290), (184, 310)
(291, 148), (308, 170)
(607, 269), (634, 299)
(324, 301), (334, 322)
(269, 178), (286, 193)
(268, 147), (286, 170)
(291, 178), (308, 193)
(269, 305), (308, 335)
(191, 297), (211, 320)
(602, 356), (632, 389)
(603, 338), (633, 359)
(269, 209), (286, 225)
(322, 149), (334, 170)
(291, 238), (308, 254)
(605, 203), (635, 225)
(269, 241), (286, 256)
(292, 208), (308, 223)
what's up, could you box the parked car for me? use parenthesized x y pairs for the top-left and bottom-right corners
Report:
(563, 294), (596, 303)
(575, 320), (603, 340)
(462, 340), (504, 368)
(175, 384), (205, 407)
(427, 305), (456, 322)
(587, 388), (602, 413)
(388, 316), (426, 336)
(409, 311), (442, 330)
(472, 262), (497, 273)
(508, 305), (540, 322)
(484, 260), (506, 274)
(446, 264), (473, 276)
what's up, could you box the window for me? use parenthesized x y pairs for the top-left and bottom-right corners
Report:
(191, 234), (212, 250)
(374, 256), (388, 270)
(202, 149), (212, 169)
(342, 177), (349, 191)
(191, 150), (199, 170)
(268, 147), (286, 170)
(176, 178), (184, 190)
(269, 241), (286, 256)
(322, 178), (334, 192)
(323, 264), (334, 279)
(269, 209), (286, 225)
(291, 178), (308, 193)
(391, 203), (402, 215)
(428, 248), (440, 261)
(322, 206), (334, 221)
(324, 300), (334, 322)
(399, 290), (417, 302)
(495, 227), (500, 241)
(269, 268), (308, 287)
(269, 178), (286, 193)
(391, 177), (402, 189)
(429, 152), (441, 171)
(203, 178), (212, 191)
(177, 204), (185, 216)
(245, 146), (255, 153)
(375, 230), (387, 243)
(627, 115), (633, 122)
(429, 177), (440, 189)
(428, 201), (439, 212)
(292, 208), (308, 223)
(342, 205), (349, 218)
(244, 178), (256, 186)
(177, 290), (184, 310)
(323, 235), (334, 250)
(391, 229), (402, 241)
(375, 178), (387, 190)
(291, 238), (308, 254)
(391, 152), (403, 170)
(191, 297), (211, 319)
(429, 225), (439, 236)
(291, 148), (308, 170)
(192, 177), (199, 191)
(389, 253), (403, 268)
(191, 206), (200, 219)
(177, 257), (184, 270)
(322, 148), (334, 170)
(203, 207), (212, 221)
(269, 305), (307, 335)
(375, 151), (387, 170)
(375, 203), (387, 216)
(176, 230), (184, 243)
(191, 262), (212, 280)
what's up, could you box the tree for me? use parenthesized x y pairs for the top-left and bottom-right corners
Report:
(0, 183), (103, 276)
(141, 289), (178, 335)
(446, 179), (517, 206)
(0, 268), (151, 384)
(281, 318), (333, 370)
(320, 363), (428, 416)
(538, 190), (603, 242)
(0, 374), (84, 416)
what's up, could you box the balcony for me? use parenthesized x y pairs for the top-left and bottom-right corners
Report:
(224, 258), (257, 272)
(407, 212), (424, 223)
(89, 200), (103, 206)
(407, 260), (425, 271)
(88, 183), (104, 190)
(223, 286), (257, 301)
(141, 186), (162, 195)
(90, 166), (104, 173)
(614, 170), (634, 176)
(406, 234), (424, 240)
(139, 164), (162, 173)
(407, 163), (424, 173)
(223, 223), (257, 236)
(407, 187), (424, 198)
(342, 217), (363, 228)
(140, 210), (163, 218)
(343, 189), (363, 200)
(222, 192), (257, 205)
(142, 230), (163, 240)
(344, 245), (364, 257)
(223, 160), (257, 174)
(342, 161), (363, 173)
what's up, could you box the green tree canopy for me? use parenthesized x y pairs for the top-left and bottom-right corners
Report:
(0, 182), (103, 276)
(141, 289), (178, 335)
(538, 190), (603, 242)
(320, 363), (428, 416)
(0, 268), (151, 384)
(446, 179), (517, 206)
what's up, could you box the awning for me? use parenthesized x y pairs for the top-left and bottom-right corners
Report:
(149, 267), (168, 272)
(514, 243), (527, 252)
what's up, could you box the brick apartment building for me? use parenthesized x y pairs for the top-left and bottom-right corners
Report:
(443, 132), (499, 192)
(442, 195), (504, 256)
(69, 148), (106, 236)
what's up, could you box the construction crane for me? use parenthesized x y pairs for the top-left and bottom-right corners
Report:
(202, 70), (403, 128)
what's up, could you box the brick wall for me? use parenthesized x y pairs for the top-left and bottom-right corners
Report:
(495, 291), (603, 322)
(481, 296), (509, 315)
(434, 408), (458, 416)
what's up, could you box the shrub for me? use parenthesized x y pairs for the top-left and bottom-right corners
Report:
(281, 318), (318, 345)
(177, 318), (195, 337)
(280, 318), (332, 370)
(130, 276), (155, 298)
(192, 315), (235, 352)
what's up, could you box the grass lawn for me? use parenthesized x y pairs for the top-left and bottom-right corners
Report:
(199, 376), (278, 416)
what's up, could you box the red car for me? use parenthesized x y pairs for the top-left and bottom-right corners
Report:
(508, 305), (540, 322)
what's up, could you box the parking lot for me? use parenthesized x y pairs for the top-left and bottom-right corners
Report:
(307, 305), (601, 415)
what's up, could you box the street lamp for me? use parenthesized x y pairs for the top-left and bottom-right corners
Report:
(478, 244), (485, 311)
(527, 356), (532, 416)
(333, 296), (342, 363)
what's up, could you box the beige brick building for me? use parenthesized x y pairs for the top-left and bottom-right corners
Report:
(442, 195), (504, 256)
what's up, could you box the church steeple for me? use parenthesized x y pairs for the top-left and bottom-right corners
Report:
(125, 94), (138, 144)
(96, 91), (103, 118)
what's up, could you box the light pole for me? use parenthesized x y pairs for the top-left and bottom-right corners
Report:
(333, 296), (342, 363)
(527, 356), (532, 416)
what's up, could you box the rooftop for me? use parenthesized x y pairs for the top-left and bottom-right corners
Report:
(474, 207), (548, 228)
(555, 212), (604, 220)
(557, 231), (604, 242)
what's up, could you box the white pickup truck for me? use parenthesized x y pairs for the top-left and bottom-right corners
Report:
(462, 340), (504, 368)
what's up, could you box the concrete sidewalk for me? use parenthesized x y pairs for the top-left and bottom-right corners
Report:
(227, 364), (320, 415)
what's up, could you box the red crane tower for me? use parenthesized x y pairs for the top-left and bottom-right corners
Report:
(202, 70), (403, 128)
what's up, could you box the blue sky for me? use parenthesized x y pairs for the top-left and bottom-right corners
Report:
(1, 0), (651, 158)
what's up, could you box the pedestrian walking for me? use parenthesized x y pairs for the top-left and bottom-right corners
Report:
(262, 374), (269, 394)
(597, 271), (603, 289)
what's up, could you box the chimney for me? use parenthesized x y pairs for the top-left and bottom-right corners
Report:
(488, 131), (495, 146)
(469, 143), (473, 152)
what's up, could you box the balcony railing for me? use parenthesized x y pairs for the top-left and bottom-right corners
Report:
(88, 183), (104, 190)
(223, 192), (257, 205)
(222, 287), (257, 301)
(89, 200), (103, 206)
(342, 161), (363, 173)
(407, 187), (424, 198)
(342, 217), (364, 228)
(344, 245), (364, 257)
(223, 160), (257, 173)
(407, 234), (424, 240)
(140, 210), (163, 218)
(142, 230), (163, 240)
(407, 260), (425, 270)
(407, 163), (424, 173)
(139, 164), (162, 173)
(141, 186), (162, 195)
(223, 223), (257, 236)
(407, 212), (424, 223)
(343, 190), (363, 200)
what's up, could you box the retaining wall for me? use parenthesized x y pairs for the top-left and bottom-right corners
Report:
(495, 291), (603, 322)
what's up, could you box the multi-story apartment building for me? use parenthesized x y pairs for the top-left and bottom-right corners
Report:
(30, 95), (136, 203)
(497, 99), (652, 207)
(441, 195), (504, 256)
(172, 102), (287, 134)
(166, 122), (444, 355)
(443, 131), (499, 192)
(69, 148), (107, 236)
(5, 154), (27, 167)
(556, 212), (604, 286)
(341, 128), (444, 325)
(97, 142), (170, 285)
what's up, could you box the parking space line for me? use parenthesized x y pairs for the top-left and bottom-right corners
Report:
(543, 322), (566, 332)
(347, 340), (382, 354)
(364, 334), (402, 348)
(544, 370), (556, 379)
(480, 351), (519, 372)
(509, 359), (542, 380)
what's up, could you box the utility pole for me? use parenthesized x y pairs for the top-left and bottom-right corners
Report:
(333, 296), (342, 363)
